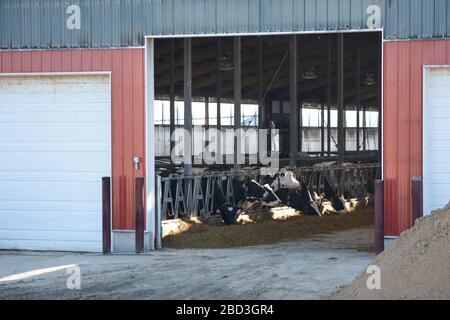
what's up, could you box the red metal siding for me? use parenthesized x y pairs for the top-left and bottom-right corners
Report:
(0, 48), (146, 231)
(383, 39), (450, 236)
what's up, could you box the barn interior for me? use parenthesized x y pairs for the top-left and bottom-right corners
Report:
(153, 32), (382, 171)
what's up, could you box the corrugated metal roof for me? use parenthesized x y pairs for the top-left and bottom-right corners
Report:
(1, 0), (450, 49)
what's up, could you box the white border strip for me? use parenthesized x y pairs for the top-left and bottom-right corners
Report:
(145, 28), (383, 39)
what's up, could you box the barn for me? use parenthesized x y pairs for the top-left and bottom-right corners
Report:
(0, 0), (449, 252)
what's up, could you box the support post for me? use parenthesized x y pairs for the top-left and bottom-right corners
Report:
(289, 35), (299, 167)
(363, 109), (367, 151)
(321, 102), (325, 157)
(216, 39), (222, 161)
(327, 40), (332, 157)
(184, 38), (192, 175)
(337, 34), (345, 165)
(412, 176), (423, 226)
(155, 175), (162, 250)
(102, 177), (111, 254)
(135, 177), (145, 253)
(233, 36), (241, 170)
(205, 96), (209, 128)
(374, 180), (384, 255)
(257, 37), (264, 129)
(356, 48), (361, 153)
(169, 39), (175, 152)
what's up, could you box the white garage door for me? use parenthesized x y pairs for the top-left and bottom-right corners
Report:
(0, 74), (111, 252)
(423, 67), (450, 215)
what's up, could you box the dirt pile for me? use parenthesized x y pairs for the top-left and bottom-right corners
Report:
(333, 203), (450, 300)
(163, 207), (374, 249)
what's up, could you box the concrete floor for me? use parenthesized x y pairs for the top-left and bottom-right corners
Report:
(0, 227), (374, 300)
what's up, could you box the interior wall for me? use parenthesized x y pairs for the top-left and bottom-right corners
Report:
(383, 39), (450, 237)
(0, 48), (146, 230)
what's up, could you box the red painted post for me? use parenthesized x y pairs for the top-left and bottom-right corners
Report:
(412, 176), (423, 226)
(374, 180), (384, 255)
(102, 177), (111, 254)
(135, 177), (145, 253)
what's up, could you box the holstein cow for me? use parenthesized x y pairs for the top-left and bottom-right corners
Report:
(212, 179), (242, 225)
(322, 177), (347, 215)
(243, 177), (282, 207)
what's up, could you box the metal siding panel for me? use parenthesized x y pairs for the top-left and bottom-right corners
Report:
(383, 42), (399, 236)
(217, 0), (248, 34)
(397, 0), (410, 39)
(305, 0), (316, 31)
(1, 52), (12, 73)
(142, 0), (153, 36)
(61, 50), (72, 72)
(447, 0), (450, 38)
(350, 0), (363, 30)
(316, 0), (327, 30)
(293, 0), (305, 31)
(409, 0), (422, 39)
(122, 49), (135, 228)
(111, 49), (125, 228)
(110, 0), (121, 47)
(435, 0), (447, 37)
(0, 1), (10, 48)
(339, 0), (351, 30)
(422, 0), (435, 38)
(121, 0), (132, 46)
(204, 0), (217, 34)
(408, 41), (423, 226)
(21, 50), (32, 72)
(51, 50), (62, 72)
(385, 0), (398, 39)
(327, 0), (339, 30)
(91, 0), (102, 47)
(131, 0), (144, 45)
(173, 0), (185, 34)
(11, 51), (22, 72)
(20, 0), (31, 49)
(262, 0), (293, 32)
(31, 50), (42, 72)
(397, 42), (411, 232)
(49, 0), (62, 48)
(153, 0), (170, 36)
(247, 0), (260, 33)
(11, 0), (21, 49)
(41, 0), (52, 48)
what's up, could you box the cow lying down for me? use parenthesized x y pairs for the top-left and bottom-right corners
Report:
(213, 171), (348, 225)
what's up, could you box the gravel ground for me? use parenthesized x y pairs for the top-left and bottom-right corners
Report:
(0, 227), (374, 300)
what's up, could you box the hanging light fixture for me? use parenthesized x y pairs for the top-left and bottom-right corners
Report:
(362, 72), (376, 86)
(219, 56), (234, 71)
(301, 67), (318, 80)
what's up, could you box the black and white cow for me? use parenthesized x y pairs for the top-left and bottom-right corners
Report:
(212, 180), (241, 225)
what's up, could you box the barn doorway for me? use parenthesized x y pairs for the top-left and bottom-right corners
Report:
(145, 31), (382, 248)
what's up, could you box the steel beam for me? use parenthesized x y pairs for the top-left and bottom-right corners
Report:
(337, 34), (345, 165)
(356, 48), (361, 153)
(257, 37), (264, 128)
(170, 39), (175, 153)
(233, 36), (241, 170)
(184, 38), (192, 174)
(289, 35), (299, 167)
(327, 40), (332, 157)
